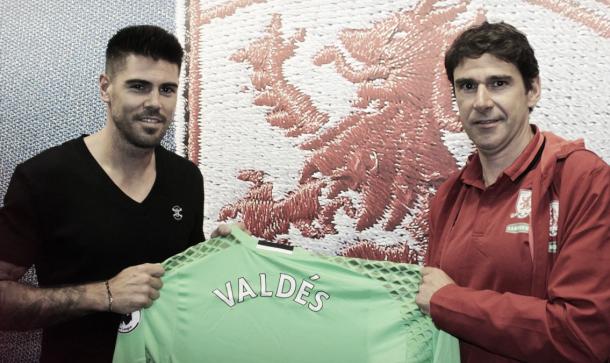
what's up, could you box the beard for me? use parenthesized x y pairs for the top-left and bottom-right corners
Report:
(112, 109), (170, 149)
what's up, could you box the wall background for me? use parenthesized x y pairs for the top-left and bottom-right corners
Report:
(179, 0), (610, 262)
(0, 1), (177, 361)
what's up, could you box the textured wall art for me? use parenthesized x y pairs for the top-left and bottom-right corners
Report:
(177, 0), (610, 262)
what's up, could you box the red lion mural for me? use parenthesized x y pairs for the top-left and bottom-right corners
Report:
(185, 0), (609, 262)
(216, 1), (484, 262)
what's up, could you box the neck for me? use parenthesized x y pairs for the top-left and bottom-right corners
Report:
(479, 127), (534, 187)
(85, 127), (156, 178)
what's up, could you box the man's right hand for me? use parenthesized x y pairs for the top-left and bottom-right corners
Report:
(104, 263), (165, 314)
(0, 260), (165, 329)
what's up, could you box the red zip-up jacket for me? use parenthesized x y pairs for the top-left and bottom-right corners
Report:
(427, 130), (610, 362)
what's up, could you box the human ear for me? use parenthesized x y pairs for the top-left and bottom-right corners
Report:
(527, 76), (541, 109)
(99, 74), (111, 103)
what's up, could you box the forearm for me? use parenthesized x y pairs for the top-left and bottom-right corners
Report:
(0, 280), (107, 330)
(431, 284), (605, 363)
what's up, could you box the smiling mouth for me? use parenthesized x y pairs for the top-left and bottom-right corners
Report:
(137, 116), (164, 124)
(473, 118), (502, 125)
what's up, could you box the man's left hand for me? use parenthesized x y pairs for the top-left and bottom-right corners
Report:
(416, 267), (455, 315)
(210, 222), (249, 239)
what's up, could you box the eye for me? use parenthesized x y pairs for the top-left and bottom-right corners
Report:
(491, 79), (508, 88)
(458, 81), (476, 92)
(129, 83), (146, 91)
(160, 86), (176, 95)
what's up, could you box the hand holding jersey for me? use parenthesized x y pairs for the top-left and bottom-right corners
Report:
(415, 267), (455, 315)
(210, 221), (249, 239)
(106, 263), (165, 314)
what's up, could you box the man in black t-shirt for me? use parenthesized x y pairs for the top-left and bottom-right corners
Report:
(0, 25), (205, 362)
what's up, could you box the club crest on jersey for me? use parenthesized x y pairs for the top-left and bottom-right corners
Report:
(212, 273), (330, 312)
(118, 310), (140, 334)
(510, 189), (532, 219)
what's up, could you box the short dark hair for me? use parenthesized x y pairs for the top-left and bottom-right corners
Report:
(444, 21), (539, 92)
(105, 25), (184, 75)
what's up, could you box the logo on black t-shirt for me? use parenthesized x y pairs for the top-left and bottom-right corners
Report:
(172, 205), (183, 221)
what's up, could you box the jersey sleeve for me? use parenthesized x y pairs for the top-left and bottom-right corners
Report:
(0, 164), (41, 267)
(431, 330), (460, 363)
(113, 248), (197, 363)
(113, 281), (181, 363)
(430, 154), (610, 362)
(112, 311), (148, 363)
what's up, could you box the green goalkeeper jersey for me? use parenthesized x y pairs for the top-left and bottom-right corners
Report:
(113, 228), (459, 363)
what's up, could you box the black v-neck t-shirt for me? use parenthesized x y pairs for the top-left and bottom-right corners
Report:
(0, 136), (204, 362)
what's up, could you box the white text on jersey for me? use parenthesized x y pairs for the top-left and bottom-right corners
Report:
(212, 273), (330, 312)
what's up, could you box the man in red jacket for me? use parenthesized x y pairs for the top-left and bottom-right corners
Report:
(416, 21), (610, 362)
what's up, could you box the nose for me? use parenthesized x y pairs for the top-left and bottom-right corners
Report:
(473, 85), (493, 113)
(144, 90), (161, 110)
